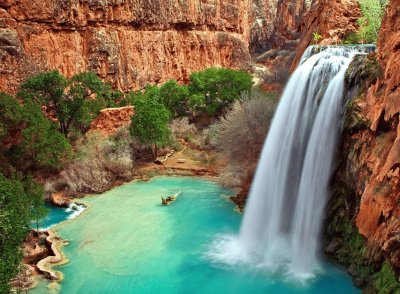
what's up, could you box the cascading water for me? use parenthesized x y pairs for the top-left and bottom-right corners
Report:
(208, 45), (374, 280)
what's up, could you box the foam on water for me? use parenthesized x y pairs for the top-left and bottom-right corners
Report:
(36, 202), (85, 230)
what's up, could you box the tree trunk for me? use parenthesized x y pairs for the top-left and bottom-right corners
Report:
(153, 143), (158, 160)
(60, 124), (69, 138)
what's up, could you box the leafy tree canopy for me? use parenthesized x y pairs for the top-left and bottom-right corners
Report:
(129, 95), (171, 159)
(13, 101), (72, 171)
(0, 171), (46, 294)
(357, 0), (388, 43)
(158, 80), (189, 117)
(188, 67), (253, 115)
(18, 71), (111, 137)
(0, 92), (23, 140)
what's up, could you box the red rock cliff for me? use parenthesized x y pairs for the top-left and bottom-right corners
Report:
(291, 0), (361, 69)
(89, 106), (134, 135)
(348, 0), (400, 268)
(0, 0), (256, 93)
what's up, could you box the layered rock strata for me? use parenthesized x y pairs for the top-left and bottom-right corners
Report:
(0, 0), (255, 93)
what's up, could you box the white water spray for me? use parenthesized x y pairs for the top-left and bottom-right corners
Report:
(208, 45), (373, 279)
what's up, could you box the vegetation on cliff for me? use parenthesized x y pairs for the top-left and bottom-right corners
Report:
(19, 71), (117, 138)
(343, 0), (388, 44)
(325, 31), (400, 291)
(0, 171), (46, 294)
(357, 0), (388, 43)
(327, 141), (400, 293)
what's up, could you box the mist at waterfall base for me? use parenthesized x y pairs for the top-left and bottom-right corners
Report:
(207, 46), (372, 282)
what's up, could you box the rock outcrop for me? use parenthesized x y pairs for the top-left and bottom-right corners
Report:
(350, 0), (400, 268)
(249, 0), (278, 53)
(269, 0), (308, 50)
(0, 0), (288, 92)
(291, 0), (361, 69)
(327, 0), (400, 284)
(89, 106), (134, 135)
(0, 0), (257, 93)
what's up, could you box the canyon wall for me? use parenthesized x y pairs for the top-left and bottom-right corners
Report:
(325, 0), (400, 288)
(291, 0), (361, 69)
(269, 0), (307, 50)
(351, 0), (400, 268)
(0, 0), (263, 93)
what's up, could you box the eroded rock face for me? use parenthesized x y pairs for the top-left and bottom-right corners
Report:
(352, 0), (400, 268)
(291, 0), (361, 69)
(269, 0), (308, 50)
(249, 0), (278, 53)
(336, 0), (400, 270)
(89, 106), (134, 135)
(0, 0), (256, 93)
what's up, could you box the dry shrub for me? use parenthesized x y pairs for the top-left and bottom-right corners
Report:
(53, 127), (134, 194)
(212, 90), (278, 187)
(217, 165), (243, 188)
(169, 117), (197, 140)
(169, 117), (212, 150)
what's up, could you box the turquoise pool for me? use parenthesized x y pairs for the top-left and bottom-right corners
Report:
(31, 177), (359, 294)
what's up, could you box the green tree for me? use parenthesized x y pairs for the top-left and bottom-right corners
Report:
(129, 96), (171, 160)
(0, 92), (23, 141)
(14, 101), (72, 171)
(357, 0), (388, 43)
(188, 68), (253, 115)
(102, 84), (128, 108)
(23, 174), (48, 233)
(19, 71), (108, 138)
(0, 171), (46, 293)
(159, 80), (189, 117)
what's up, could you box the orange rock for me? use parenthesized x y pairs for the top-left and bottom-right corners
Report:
(89, 106), (134, 136)
(342, 0), (400, 269)
(0, 0), (268, 94)
(291, 0), (361, 70)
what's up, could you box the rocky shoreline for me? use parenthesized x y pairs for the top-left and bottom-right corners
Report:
(13, 230), (68, 291)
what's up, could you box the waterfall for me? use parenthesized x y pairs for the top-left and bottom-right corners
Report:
(207, 45), (374, 280)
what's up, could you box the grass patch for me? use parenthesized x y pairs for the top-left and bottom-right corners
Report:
(373, 262), (400, 294)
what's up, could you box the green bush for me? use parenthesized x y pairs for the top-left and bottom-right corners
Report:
(0, 171), (46, 294)
(373, 262), (400, 294)
(0, 92), (23, 140)
(343, 32), (361, 44)
(357, 0), (388, 43)
(312, 32), (323, 44)
(188, 67), (253, 115)
(129, 95), (171, 160)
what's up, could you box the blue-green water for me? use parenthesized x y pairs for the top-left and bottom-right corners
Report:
(34, 203), (85, 230)
(31, 177), (359, 294)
